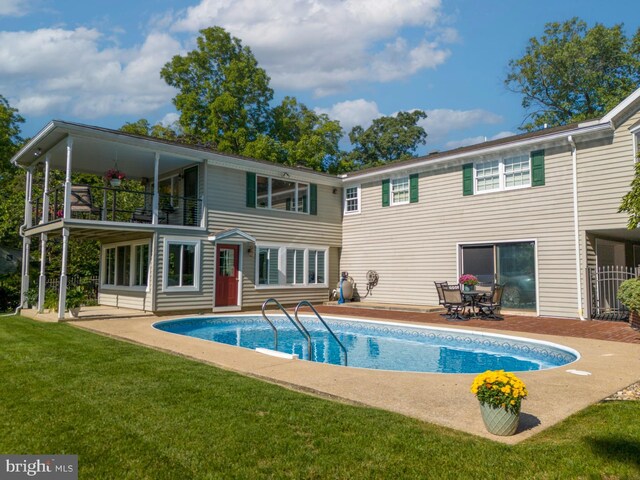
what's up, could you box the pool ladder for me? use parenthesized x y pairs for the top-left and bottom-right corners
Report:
(260, 298), (348, 366)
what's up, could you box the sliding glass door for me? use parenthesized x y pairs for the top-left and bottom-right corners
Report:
(460, 241), (536, 311)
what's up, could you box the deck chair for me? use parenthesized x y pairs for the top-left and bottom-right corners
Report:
(70, 185), (101, 218)
(441, 284), (470, 321)
(475, 282), (494, 302)
(476, 284), (504, 320)
(131, 208), (153, 223)
(434, 281), (450, 316)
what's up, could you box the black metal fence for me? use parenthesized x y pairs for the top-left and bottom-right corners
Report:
(46, 274), (99, 305)
(32, 184), (202, 227)
(586, 266), (638, 321)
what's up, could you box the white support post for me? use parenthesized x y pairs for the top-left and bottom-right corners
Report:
(57, 227), (70, 320)
(25, 166), (33, 228)
(37, 233), (47, 312)
(41, 154), (51, 224)
(63, 137), (73, 219)
(201, 161), (207, 228)
(152, 152), (159, 225)
(20, 167), (34, 308)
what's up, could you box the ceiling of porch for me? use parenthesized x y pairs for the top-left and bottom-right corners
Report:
(16, 121), (206, 180)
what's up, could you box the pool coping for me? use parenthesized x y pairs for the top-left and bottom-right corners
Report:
(69, 312), (640, 445)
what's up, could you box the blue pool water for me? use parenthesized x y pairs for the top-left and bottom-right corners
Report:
(154, 315), (579, 374)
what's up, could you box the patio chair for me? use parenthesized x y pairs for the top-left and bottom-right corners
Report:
(476, 284), (504, 320)
(441, 284), (470, 321)
(131, 207), (153, 223)
(70, 185), (101, 218)
(434, 281), (450, 315)
(475, 282), (494, 302)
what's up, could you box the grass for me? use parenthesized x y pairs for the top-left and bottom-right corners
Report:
(1, 316), (639, 479)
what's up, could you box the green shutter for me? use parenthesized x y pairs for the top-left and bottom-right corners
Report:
(382, 179), (390, 207)
(246, 172), (256, 208)
(531, 150), (545, 186)
(462, 163), (474, 196)
(409, 173), (419, 203)
(310, 183), (317, 215)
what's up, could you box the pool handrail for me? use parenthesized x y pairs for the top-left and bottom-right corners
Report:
(295, 300), (348, 367)
(261, 298), (312, 359)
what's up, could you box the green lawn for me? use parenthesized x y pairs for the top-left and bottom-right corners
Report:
(1, 316), (639, 479)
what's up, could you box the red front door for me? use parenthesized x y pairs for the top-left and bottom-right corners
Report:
(215, 244), (240, 307)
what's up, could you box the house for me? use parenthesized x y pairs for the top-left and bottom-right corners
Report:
(11, 88), (640, 321)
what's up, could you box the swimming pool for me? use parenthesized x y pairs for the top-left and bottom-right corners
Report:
(154, 315), (579, 374)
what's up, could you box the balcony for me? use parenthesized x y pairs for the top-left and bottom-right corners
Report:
(31, 184), (203, 228)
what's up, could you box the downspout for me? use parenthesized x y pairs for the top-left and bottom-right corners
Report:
(568, 135), (586, 320)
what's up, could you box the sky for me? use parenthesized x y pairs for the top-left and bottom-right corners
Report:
(1, 0), (639, 154)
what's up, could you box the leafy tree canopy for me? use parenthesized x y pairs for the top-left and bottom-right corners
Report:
(506, 17), (640, 131)
(344, 110), (428, 170)
(161, 27), (274, 154)
(120, 119), (179, 140)
(0, 94), (24, 177)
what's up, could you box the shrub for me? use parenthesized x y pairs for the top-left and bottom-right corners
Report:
(617, 278), (640, 312)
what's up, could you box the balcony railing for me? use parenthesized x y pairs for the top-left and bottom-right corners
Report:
(32, 184), (202, 228)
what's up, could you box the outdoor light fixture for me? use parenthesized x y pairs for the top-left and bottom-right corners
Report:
(33, 148), (42, 157)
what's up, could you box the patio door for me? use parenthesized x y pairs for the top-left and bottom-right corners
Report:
(460, 242), (537, 311)
(215, 244), (239, 307)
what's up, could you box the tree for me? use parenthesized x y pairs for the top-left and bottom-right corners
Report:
(0, 94), (24, 178)
(268, 97), (343, 171)
(0, 95), (25, 248)
(161, 27), (274, 154)
(120, 118), (179, 141)
(345, 110), (428, 169)
(619, 158), (640, 229)
(506, 18), (640, 131)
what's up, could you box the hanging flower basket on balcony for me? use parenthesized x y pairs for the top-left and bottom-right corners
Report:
(105, 168), (125, 187)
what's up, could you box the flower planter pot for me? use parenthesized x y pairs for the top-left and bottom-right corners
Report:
(479, 402), (519, 436)
(69, 307), (81, 318)
(110, 179), (121, 187)
(463, 284), (475, 292)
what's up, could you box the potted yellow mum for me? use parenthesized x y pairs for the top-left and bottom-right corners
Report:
(471, 370), (528, 436)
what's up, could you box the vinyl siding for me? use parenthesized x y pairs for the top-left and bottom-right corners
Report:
(98, 290), (151, 310)
(207, 165), (342, 307)
(154, 233), (215, 312)
(341, 145), (581, 318)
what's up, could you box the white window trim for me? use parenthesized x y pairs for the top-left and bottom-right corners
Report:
(390, 176), (410, 206)
(100, 239), (151, 292)
(162, 237), (201, 292)
(474, 154), (532, 195)
(255, 243), (329, 289)
(632, 127), (640, 162)
(256, 175), (310, 214)
(343, 185), (361, 215)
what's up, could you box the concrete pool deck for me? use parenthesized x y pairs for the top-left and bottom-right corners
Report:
(53, 308), (640, 444)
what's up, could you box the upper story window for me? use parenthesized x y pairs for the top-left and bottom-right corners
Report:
(391, 177), (410, 205)
(257, 245), (328, 288)
(475, 154), (531, 194)
(102, 240), (150, 289)
(633, 129), (640, 162)
(344, 185), (360, 215)
(256, 175), (309, 213)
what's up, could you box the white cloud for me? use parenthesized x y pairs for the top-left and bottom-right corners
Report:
(444, 130), (515, 150)
(316, 99), (382, 132)
(160, 112), (180, 126)
(171, 0), (453, 96)
(420, 108), (502, 144)
(0, 28), (180, 118)
(0, 0), (29, 16)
